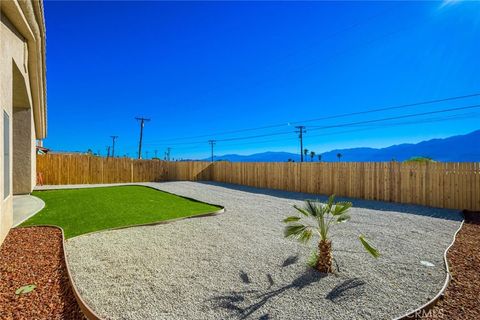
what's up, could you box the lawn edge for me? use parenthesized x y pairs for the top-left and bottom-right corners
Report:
(15, 203), (224, 320)
(15, 185), (225, 320)
(66, 205), (225, 240)
(393, 219), (465, 320)
(27, 183), (225, 239)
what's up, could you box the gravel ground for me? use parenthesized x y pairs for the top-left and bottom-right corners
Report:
(65, 181), (461, 320)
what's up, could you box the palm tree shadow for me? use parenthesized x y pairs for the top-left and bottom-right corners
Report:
(239, 270), (250, 284)
(325, 278), (365, 302)
(281, 255), (299, 267)
(209, 269), (326, 319)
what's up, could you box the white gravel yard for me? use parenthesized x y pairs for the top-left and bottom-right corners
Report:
(64, 181), (461, 320)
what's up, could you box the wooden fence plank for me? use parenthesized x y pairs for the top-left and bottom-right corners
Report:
(36, 154), (479, 210)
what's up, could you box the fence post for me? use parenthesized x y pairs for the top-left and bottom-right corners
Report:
(131, 159), (134, 183)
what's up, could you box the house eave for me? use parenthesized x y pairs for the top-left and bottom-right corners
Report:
(1, 0), (47, 139)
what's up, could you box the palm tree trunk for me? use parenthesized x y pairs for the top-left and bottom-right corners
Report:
(316, 239), (333, 273)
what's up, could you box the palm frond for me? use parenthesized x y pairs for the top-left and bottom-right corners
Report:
(283, 216), (301, 223)
(325, 194), (335, 212)
(336, 213), (351, 223)
(284, 224), (307, 238)
(306, 200), (320, 217)
(284, 224), (313, 244)
(298, 228), (313, 243)
(332, 201), (352, 216)
(293, 205), (310, 217)
(359, 235), (380, 258)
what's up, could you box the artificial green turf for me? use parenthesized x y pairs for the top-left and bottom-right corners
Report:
(21, 186), (221, 239)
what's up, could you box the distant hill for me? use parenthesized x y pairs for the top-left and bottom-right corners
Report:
(205, 130), (480, 162)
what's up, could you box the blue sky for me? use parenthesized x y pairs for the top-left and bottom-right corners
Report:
(44, 1), (480, 159)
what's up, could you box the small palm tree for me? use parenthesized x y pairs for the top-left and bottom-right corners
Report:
(284, 196), (379, 273)
(317, 154), (322, 162)
(309, 151), (315, 162)
(336, 153), (342, 161)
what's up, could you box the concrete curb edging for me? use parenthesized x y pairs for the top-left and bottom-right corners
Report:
(20, 183), (460, 319)
(15, 225), (102, 320)
(15, 186), (226, 320)
(394, 219), (465, 320)
(16, 204), (225, 320)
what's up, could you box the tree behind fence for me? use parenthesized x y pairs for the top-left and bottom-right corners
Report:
(37, 154), (480, 211)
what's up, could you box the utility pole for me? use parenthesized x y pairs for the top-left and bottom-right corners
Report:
(166, 147), (171, 161)
(110, 136), (118, 157)
(208, 140), (216, 162)
(135, 117), (150, 159)
(295, 126), (306, 162)
(106, 146), (111, 158)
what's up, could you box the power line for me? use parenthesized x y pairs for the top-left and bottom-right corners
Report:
(142, 103), (480, 154)
(199, 103), (480, 146)
(144, 92), (480, 144)
(161, 111), (480, 154)
(296, 93), (480, 126)
(135, 117), (150, 159)
(307, 104), (480, 132)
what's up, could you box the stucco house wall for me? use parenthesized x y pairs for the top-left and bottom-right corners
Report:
(0, 0), (46, 245)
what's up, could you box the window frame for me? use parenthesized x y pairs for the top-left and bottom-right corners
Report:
(3, 111), (11, 199)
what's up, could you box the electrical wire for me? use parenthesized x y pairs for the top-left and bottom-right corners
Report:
(145, 92), (480, 144)
(148, 108), (480, 152)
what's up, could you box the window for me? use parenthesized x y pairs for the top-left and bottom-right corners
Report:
(3, 111), (10, 199)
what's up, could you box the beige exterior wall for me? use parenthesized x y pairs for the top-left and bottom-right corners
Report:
(13, 108), (36, 194)
(0, 1), (46, 245)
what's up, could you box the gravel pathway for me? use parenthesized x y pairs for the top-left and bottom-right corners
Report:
(64, 181), (461, 320)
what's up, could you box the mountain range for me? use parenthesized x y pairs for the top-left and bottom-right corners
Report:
(204, 129), (480, 162)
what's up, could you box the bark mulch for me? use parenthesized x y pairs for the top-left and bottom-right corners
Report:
(423, 215), (480, 319)
(0, 227), (85, 319)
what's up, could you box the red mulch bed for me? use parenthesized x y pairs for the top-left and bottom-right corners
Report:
(423, 218), (480, 319)
(0, 227), (85, 319)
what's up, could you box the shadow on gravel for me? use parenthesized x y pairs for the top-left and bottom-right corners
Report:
(196, 181), (462, 221)
(325, 278), (366, 302)
(281, 255), (299, 267)
(209, 269), (326, 319)
(239, 270), (251, 284)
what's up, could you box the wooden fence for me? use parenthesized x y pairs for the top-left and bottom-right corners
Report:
(37, 154), (169, 185)
(37, 154), (480, 211)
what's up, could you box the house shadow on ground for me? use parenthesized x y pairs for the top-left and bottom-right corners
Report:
(196, 181), (462, 222)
